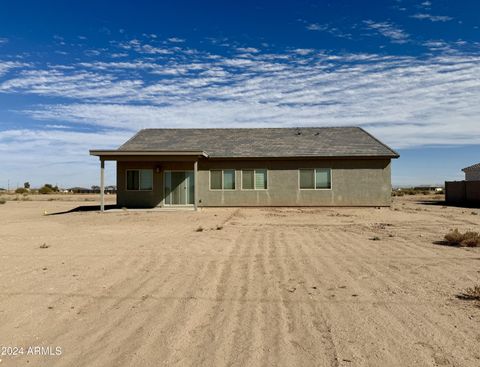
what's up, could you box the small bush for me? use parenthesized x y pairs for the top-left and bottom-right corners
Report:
(39, 243), (50, 249)
(39, 186), (53, 194)
(39, 184), (59, 194)
(369, 236), (381, 241)
(444, 229), (480, 247)
(0, 197), (6, 204)
(195, 226), (204, 232)
(15, 187), (28, 194)
(464, 285), (480, 300)
(215, 225), (223, 230)
(458, 285), (480, 301)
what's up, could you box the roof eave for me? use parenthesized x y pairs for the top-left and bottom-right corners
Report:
(207, 154), (399, 159)
(89, 150), (209, 157)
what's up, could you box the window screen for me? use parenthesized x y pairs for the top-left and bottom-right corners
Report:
(127, 170), (139, 190)
(223, 170), (235, 190)
(127, 169), (152, 191)
(139, 169), (153, 190)
(255, 169), (267, 189)
(210, 170), (222, 190)
(315, 169), (331, 189)
(299, 168), (331, 189)
(300, 169), (315, 189)
(242, 170), (254, 189)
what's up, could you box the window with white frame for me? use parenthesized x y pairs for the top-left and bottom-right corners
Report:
(210, 169), (235, 190)
(299, 168), (331, 189)
(126, 169), (153, 191)
(242, 169), (267, 190)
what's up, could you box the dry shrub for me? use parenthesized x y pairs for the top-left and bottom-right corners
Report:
(444, 229), (480, 247)
(195, 226), (204, 232)
(0, 197), (6, 204)
(459, 285), (480, 301)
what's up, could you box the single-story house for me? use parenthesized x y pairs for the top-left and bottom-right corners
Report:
(90, 127), (399, 210)
(462, 163), (480, 181)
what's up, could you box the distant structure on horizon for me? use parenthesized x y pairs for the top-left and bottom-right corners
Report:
(445, 162), (480, 206)
(462, 163), (480, 181)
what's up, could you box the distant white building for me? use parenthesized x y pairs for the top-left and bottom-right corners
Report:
(462, 163), (480, 181)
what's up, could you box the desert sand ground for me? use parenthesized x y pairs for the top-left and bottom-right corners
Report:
(0, 194), (479, 367)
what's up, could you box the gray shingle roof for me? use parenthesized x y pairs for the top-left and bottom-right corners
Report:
(118, 127), (399, 158)
(462, 163), (480, 172)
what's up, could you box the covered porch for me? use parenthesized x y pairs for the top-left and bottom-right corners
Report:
(89, 150), (208, 211)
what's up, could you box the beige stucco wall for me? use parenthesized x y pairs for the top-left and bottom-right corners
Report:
(465, 169), (480, 181)
(116, 158), (392, 207)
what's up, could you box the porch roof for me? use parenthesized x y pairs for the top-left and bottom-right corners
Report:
(89, 150), (209, 159)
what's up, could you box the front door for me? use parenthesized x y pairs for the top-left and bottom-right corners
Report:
(164, 171), (194, 205)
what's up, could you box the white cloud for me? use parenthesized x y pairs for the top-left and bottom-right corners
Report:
(1, 40), (480, 158)
(305, 23), (352, 39)
(292, 49), (314, 55)
(0, 129), (129, 188)
(306, 23), (325, 31)
(236, 47), (260, 53)
(0, 69), (144, 99)
(411, 13), (453, 22)
(0, 61), (29, 77)
(363, 20), (409, 43)
(118, 39), (171, 54)
(1, 37), (480, 188)
(167, 37), (185, 43)
(0, 38), (8, 45)
(22, 49), (480, 150)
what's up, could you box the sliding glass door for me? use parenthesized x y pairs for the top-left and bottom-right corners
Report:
(164, 171), (194, 205)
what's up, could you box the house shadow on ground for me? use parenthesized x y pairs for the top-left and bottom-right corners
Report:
(47, 204), (117, 215)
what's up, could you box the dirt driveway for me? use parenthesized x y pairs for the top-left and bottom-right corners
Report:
(0, 195), (479, 366)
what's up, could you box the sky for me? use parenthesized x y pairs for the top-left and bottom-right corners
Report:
(0, 0), (479, 188)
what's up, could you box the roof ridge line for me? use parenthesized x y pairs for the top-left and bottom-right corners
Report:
(140, 126), (360, 130)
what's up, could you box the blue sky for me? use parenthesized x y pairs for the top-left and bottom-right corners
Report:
(0, 0), (479, 188)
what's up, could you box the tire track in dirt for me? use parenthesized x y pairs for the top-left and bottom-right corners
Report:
(263, 229), (317, 366)
(222, 229), (262, 367)
(138, 227), (255, 367)
(5, 247), (155, 350)
(297, 228), (477, 366)
(258, 229), (290, 367)
(280, 229), (340, 367)
(325, 230), (479, 353)
(56, 252), (179, 366)
(292, 228), (432, 366)
(106, 256), (219, 367)
(100, 227), (238, 366)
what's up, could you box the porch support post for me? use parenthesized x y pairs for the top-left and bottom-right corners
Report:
(100, 158), (105, 212)
(194, 160), (198, 211)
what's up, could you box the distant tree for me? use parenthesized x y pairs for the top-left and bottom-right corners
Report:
(15, 188), (28, 194)
(39, 184), (59, 194)
(24, 182), (30, 189)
